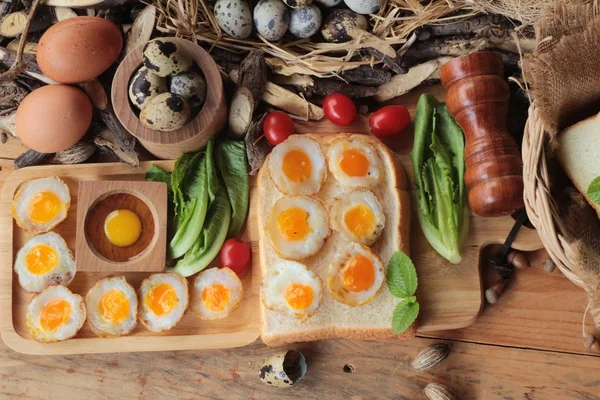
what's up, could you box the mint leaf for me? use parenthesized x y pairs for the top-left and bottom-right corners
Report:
(392, 301), (420, 334)
(587, 177), (600, 205)
(386, 252), (418, 298)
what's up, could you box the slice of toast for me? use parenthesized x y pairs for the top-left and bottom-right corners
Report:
(257, 133), (416, 347)
(556, 113), (600, 218)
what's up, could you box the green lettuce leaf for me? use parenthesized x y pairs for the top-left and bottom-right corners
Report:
(587, 176), (600, 205)
(145, 164), (172, 191)
(216, 140), (249, 238)
(205, 138), (219, 203)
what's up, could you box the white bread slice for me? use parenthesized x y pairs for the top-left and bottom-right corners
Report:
(556, 113), (600, 218)
(257, 133), (415, 347)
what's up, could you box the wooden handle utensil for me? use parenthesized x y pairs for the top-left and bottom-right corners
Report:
(440, 52), (524, 217)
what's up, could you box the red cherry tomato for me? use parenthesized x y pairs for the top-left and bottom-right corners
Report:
(263, 111), (294, 145)
(219, 238), (251, 276)
(369, 105), (411, 138)
(323, 93), (357, 126)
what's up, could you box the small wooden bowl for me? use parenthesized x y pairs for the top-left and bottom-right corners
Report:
(112, 38), (227, 160)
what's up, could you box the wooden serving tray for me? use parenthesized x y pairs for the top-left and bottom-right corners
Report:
(0, 156), (542, 354)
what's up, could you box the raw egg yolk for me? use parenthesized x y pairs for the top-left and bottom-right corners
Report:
(40, 299), (71, 331)
(145, 283), (178, 317)
(99, 289), (130, 324)
(339, 149), (370, 177)
(344, 204), (375, 238)
(26, 244), (58, 275)
(202, 284), (230, 312)
(104, 209), (142, 247)
(282, 150), (312, 183)
(28, 191), (62, 224)
(285, 283), (314, 310)
(342, 254), (375, 292)
(277, 207), (309, 241)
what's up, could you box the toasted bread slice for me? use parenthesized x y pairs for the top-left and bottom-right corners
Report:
(556, 113), (600, 218)
(257, 133), (415, 347)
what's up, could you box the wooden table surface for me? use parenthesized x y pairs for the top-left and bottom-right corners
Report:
(1, 125), (599, 399)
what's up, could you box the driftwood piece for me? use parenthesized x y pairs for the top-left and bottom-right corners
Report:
(52, 141), (96, 164)
(43, 0), (136, 9)
(0, 6), (52, 37)
(125, 4), (155, 55)
(0, 0), (23, 19)
(14, 149), (49, 169)
(0, 43), (53, 84)
(0, 80), (28, 116)
(417, 14), (510, 40)
(340, 65), (391, 86)
(7, 39), (37, 54)
(53, 6), (77, 21)
(360, 47), (407, 74)
(228, 49), (266, 139)
(94, 129), (139, 167)
(0, 111), (17, 137)
(244, 113), (270, 176)
(302, 78), (377, 99)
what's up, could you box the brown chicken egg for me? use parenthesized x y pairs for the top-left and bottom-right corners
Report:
(16, 85), (92, 153)
(37, 17), (123, 84)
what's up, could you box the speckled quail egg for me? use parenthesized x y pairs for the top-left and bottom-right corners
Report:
(85, 276), (138, 338)
(330, 188), (385, 246)
(14, 232), (76, 293)
(11, 176), (70, 234)
(262, 260), (323, 321)
(344, 0), (383, 14)
(254, 0), (290, 42)
(327, 242), (385, 306)
(288, 6), (322, 38)
(192, 267), (243, 320)
(265, 195), (330, 260)
(128, 66), (168, 110)
(170, 71), (207, 107)
(138, 273), (189, 332)
(321, 9), (367, 43)
(259, 350), (307, 387)
(26, 285), (86, 343)
(282, 0), (312, 9)
(267, 135), (327, 195)
(143, 38), (193, 77)
(327, 136), (383, 187)
(139, 92), (190, 132)
(214, 0), (253, 39)
(314, 0), (342, 7)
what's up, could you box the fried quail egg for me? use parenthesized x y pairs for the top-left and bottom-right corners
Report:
(85, 276), (138, 338)
(330, 189), (385, 246)
(192, 267), (243, 320)
(268, 135), (327, 195)
(12, 177), (70, 234)
(139, 273), (189, 332)
(327, 136), (383, 187)
(262, 260), (323, 321)
(265, 195), (330, 260)
(14, 232), (76, 293)
(26, 285), (85, 342)
(327, 242), (385, 306)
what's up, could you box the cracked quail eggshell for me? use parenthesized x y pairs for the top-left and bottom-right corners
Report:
(214, 0), (253, 39)
(253, 0), (290, 42)
(259, 350), (307, 387)
(288, 6), (321, 38)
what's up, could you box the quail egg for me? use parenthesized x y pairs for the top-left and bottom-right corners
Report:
(314, 0), (342, 7)
(259, 350), (307, 387)
(14, 232), (76, 293)
(192, 267), (243, 320)
(254, 0), (290, 42)
(26, 285), (86, 343)
(170, 71), (207, 107)
(214, 0), (253, 39)
(85, 276), (138, 338)
(327, 242), (385, 306)
(344, 0), (383, 14)
(128, 66), (168, 110)
(143, 38), (193, 77)
(288, 6), (322, 38)
(140, 92), (190, 132)
(282, 0), (312, 8)
(327, 136), (383, 187)
(139, 273), (189, 332)
(11, 176), (70, 234)
(321, 9), (367, 43)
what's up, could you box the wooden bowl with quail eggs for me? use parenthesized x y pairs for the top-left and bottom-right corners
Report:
(112, 37), (227, 159)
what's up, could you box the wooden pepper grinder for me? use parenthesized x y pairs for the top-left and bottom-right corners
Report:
(440, 52), (524, 217)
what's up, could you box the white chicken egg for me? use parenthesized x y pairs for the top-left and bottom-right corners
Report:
(85, 276), (138, 338)
(330, 189), (385, 246)
(265, 195), (330, 260)
(327, 137), (383, 188)
(262, 260), (323, 321)
(11, 177), (71, 234)
(138, 273), (189, 332)
(14, 232), (75, 293)
(192, 267), (243, 320)
(327, 242), (385, 306)
(26, 285), (85, 342)
(268, 135), (327, 195)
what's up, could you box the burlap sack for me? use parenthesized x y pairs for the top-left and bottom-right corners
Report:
(524, 0), (600, 328)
